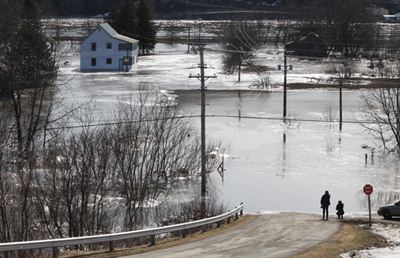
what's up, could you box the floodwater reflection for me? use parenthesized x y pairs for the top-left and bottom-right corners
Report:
(177, 90), (400, 213)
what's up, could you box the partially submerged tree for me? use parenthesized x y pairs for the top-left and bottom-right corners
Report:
(108, 0), (137, 37)
(220, 21), (268, 82)
(295, 0), (376, 57)
(135, 0), (156, 54)
(361, 58), (400, 151)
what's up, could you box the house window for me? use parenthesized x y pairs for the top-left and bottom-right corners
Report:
(91, 43), (97, 51)
(106, 42), (112, 49)
(91, 58), (96, 66)
(119, 43), (132, 51)
(106, 58), (112, 64)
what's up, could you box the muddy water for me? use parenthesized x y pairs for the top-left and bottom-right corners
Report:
(176, 90), (399, 213)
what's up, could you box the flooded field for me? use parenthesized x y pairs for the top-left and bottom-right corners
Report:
(176, 90), (398, 213)
(57, 42), (400, 214)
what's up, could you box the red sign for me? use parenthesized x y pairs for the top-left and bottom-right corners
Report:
(363, 184), (373, 195)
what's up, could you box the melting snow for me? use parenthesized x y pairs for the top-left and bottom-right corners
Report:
(341, 224), (400, 258)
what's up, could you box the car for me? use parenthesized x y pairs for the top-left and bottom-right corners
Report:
(377, 201), (400, 219)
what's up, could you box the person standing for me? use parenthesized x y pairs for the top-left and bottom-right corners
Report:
(320, 191), (331, 220)
(336, 200), (344, 219)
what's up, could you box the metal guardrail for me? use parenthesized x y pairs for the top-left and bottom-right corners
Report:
(0, 202), (244, 257)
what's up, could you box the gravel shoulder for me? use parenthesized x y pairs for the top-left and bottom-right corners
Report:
(121, 212), (339, 258)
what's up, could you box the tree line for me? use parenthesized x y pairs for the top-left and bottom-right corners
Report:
(36, 0), (400, 17)
(0, 1), (220, 257)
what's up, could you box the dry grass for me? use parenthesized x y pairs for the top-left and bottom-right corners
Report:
(291, 222), (387, 258)
(61, 215), (256, 258)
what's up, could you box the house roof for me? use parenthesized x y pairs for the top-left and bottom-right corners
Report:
(99, 23), (139, 44)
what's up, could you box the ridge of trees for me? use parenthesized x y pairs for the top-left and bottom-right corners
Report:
(37, 0), (400, 18)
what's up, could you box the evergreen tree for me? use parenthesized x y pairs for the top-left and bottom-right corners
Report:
(0, 0), (58, 244)
(108, 0), (137, 36)
(6, 0), (57, 92)
(136, 0), (156, 54)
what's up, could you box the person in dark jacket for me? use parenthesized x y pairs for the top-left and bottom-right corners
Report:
(320, 191), (331, 220)
(336, 200), (344, 219)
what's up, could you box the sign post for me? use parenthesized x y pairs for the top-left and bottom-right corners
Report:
(363, 184), (373, 227)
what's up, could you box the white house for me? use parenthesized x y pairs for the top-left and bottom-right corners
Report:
(80, 23), (139, 72)
(383, 13), (400, 22)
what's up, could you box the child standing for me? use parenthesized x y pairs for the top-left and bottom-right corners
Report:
(336, 200), (344, 219)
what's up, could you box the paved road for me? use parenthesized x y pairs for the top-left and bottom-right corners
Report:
(121, 212), (340, 258)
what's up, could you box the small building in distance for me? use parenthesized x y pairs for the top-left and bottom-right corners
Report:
(383, 13), (400, 22)
(80, 23), (139, 72)
(285, 32), (328, 58)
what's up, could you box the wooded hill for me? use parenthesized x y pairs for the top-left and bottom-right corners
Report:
(38, 0), (400, 17)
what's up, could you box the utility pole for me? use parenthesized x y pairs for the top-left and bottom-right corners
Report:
(339, 80), (343, 131)
(278, 48), (293, 122)
(283, 50), (287, 120)
(187, 26), (191, 53)
(189, 44), (217, 218)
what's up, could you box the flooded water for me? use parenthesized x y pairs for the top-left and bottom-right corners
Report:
(57, 42), (400, 215)
(176, 90), (399, 213)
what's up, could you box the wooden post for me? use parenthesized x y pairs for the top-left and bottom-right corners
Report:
(283, 48), (287, 122)
(149, 235), (156, 246)
(339, 81), (343, 131)
(109, 241), (114, 252)
(52, 247), (59, 258)
(187, 26), (191, 53)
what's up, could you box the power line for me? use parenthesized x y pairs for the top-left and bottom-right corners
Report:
(0, 113), (381, 134)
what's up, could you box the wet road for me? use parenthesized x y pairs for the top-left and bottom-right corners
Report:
(121, 213), (339, 258)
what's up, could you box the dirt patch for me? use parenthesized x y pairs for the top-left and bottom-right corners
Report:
(291, 222), (387, 258)
(61, 215), (256, 258)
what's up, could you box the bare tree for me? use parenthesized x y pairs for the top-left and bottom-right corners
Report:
(219, 21), (271, 82)
(361, 58), (400, 151)
(111, 93), (202, 230)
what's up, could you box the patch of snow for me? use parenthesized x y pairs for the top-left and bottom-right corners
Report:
(341, 224), (400, 258)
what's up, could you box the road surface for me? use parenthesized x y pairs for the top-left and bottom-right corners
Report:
(121, 212), (340, 258)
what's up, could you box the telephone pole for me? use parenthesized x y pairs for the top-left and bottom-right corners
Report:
(189, 44), (217, 218)
(339, 80), (343, 131)
(278, 48), (293, 122)
(187, 26), (191, 53)
(283, 50), (287, 120)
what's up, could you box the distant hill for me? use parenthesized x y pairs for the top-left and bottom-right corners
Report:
(39, 0), (399, 18)
(40, 0), (281, 17)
